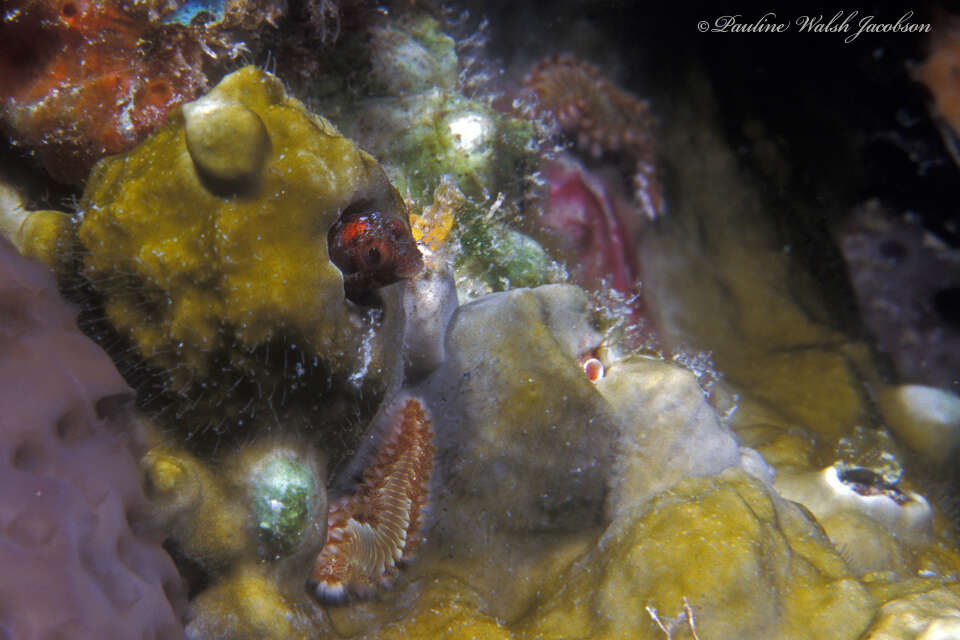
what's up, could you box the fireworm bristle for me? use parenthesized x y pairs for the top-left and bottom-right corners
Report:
(312, 397), (435, 601)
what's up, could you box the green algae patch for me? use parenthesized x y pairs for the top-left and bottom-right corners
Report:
(369, 91), (537, 207)
(457, 213), (565, 296)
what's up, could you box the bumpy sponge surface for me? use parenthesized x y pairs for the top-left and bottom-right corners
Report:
(0, 238), (186, 639)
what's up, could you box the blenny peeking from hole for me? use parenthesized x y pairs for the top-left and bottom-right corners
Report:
(328, 201), (424, 303)
(10, 65), (423, 467)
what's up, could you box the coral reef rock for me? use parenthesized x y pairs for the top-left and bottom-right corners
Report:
(144, 440), (327, 640)
(0, 238), (186, 638)
(369, 16), (459, 95)
(26, 65), (420, 458)
(522, 469), (877, 640)
(776, 463), (934, 575)
(421, 284), (618, 536)
(595, 354), (742, 519)
(862, 585), (960, 639)
(9, 10), (960, 639)
(639, 85), (876, 440)
(383, 283), (756, 627)
(879, 384), (960, 465)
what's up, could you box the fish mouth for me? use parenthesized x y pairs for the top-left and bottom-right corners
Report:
(393, 243), (425, 279)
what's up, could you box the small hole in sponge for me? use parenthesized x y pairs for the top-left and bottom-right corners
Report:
(125, 504), (156, 538)
(95, 393), (135, 421)
(60, 2), (77, 18)
(55, 408), (93, 442)
(932, 286), (960, 329)
(838, 466), (888, 489)
(11, 441), (45, 472)
(877, 238), (908, 265)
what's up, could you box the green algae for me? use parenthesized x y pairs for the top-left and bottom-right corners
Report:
(455, 200), (566, 297)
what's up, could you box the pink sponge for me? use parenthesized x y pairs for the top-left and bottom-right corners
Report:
(0, 238), (186, 639)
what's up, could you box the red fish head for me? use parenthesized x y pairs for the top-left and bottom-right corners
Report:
(327, 204), (423, 295)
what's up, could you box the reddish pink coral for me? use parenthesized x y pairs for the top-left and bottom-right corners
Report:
(525, 54), (663, 220)
(0, 0), (207, 184)
(539, 154), (646, 296)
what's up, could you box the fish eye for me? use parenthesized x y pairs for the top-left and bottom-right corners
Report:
(328, 201), (380, 274)
(365, 245), (383, 266)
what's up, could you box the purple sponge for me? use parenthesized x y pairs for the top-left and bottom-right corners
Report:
(0, 238), (186, 639)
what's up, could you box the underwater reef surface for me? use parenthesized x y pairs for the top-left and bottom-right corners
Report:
(2, 2), (960, 639)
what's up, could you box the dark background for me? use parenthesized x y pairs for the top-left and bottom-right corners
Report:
(478, 0), (959, 246)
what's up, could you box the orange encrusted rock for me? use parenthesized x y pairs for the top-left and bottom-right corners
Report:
(0, 0), (207, 184)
